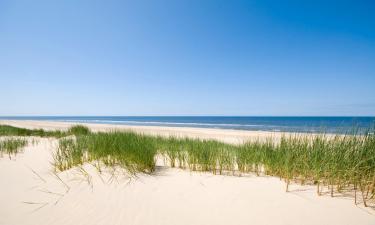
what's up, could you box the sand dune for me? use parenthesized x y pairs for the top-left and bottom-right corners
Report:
(0, 121), (374, 225)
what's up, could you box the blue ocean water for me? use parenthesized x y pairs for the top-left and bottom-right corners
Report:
(1, 116), (374, 134)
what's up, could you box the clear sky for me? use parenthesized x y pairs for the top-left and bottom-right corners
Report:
(1, 0), (374, 116)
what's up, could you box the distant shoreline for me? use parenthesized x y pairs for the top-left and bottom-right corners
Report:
(0, 119), (341, 145)
(0, 116), (373, 134)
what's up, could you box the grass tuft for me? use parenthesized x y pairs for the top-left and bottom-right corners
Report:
(0, 138), (28, 158)
(0, 125), (65, 137)
(55, 131), (157, 174)
(68, 125), (91, 136)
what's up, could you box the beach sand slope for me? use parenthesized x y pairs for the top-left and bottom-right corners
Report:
(0, 136), (374, 225)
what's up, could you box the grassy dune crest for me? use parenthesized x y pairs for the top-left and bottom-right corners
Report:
(0, 125), (65, 137)
(0, 124), (91, 137)
(68, 125), (91, 136)
(1, 124), (374, 206)
(54, 127), (375, 206)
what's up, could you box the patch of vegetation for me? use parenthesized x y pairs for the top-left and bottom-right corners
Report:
(2, 124), (374, 206)
(54, 129), (375, 206)
(0, 125), (65, 137)
(68, 125), (91, 136)
(0, 138), (28, 158)
(55, 132), (156, 174)
(0, 124), (92, 137)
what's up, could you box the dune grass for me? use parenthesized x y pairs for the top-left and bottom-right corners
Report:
(0, 125), (65, 137)
(55, 132), (157, 174)
(53, 127), (375, 206)
(0, 138), (28, 158)
(1, 124), (374, 206)
(0, 124), (91, 137)
(68, 125), (91, 136)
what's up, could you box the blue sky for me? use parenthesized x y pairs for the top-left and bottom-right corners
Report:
(0, 0), (374, 116)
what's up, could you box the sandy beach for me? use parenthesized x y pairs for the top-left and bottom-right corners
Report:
(2, 0), (374, 224)
(0, 120), (374, 225)
(0, 120), (334, 145)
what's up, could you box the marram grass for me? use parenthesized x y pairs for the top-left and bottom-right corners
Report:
(0, 125), (65, 137)
(55, 127), (375, 206)
(0, 124), (90, 137)
(0, 138), (28, 158)
(67, 125), (91, 136)
(54, 132), (157, 174)
(2, 124), (374, 206)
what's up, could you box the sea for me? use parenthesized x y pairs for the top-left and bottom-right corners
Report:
(1, 116), (374, 134)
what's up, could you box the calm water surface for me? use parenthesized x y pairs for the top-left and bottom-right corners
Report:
(1, 116), (374, 134)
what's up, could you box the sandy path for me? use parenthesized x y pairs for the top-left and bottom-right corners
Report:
(0, 137), (374, 225)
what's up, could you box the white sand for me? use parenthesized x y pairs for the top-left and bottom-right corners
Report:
(0, 120), (374, 225)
